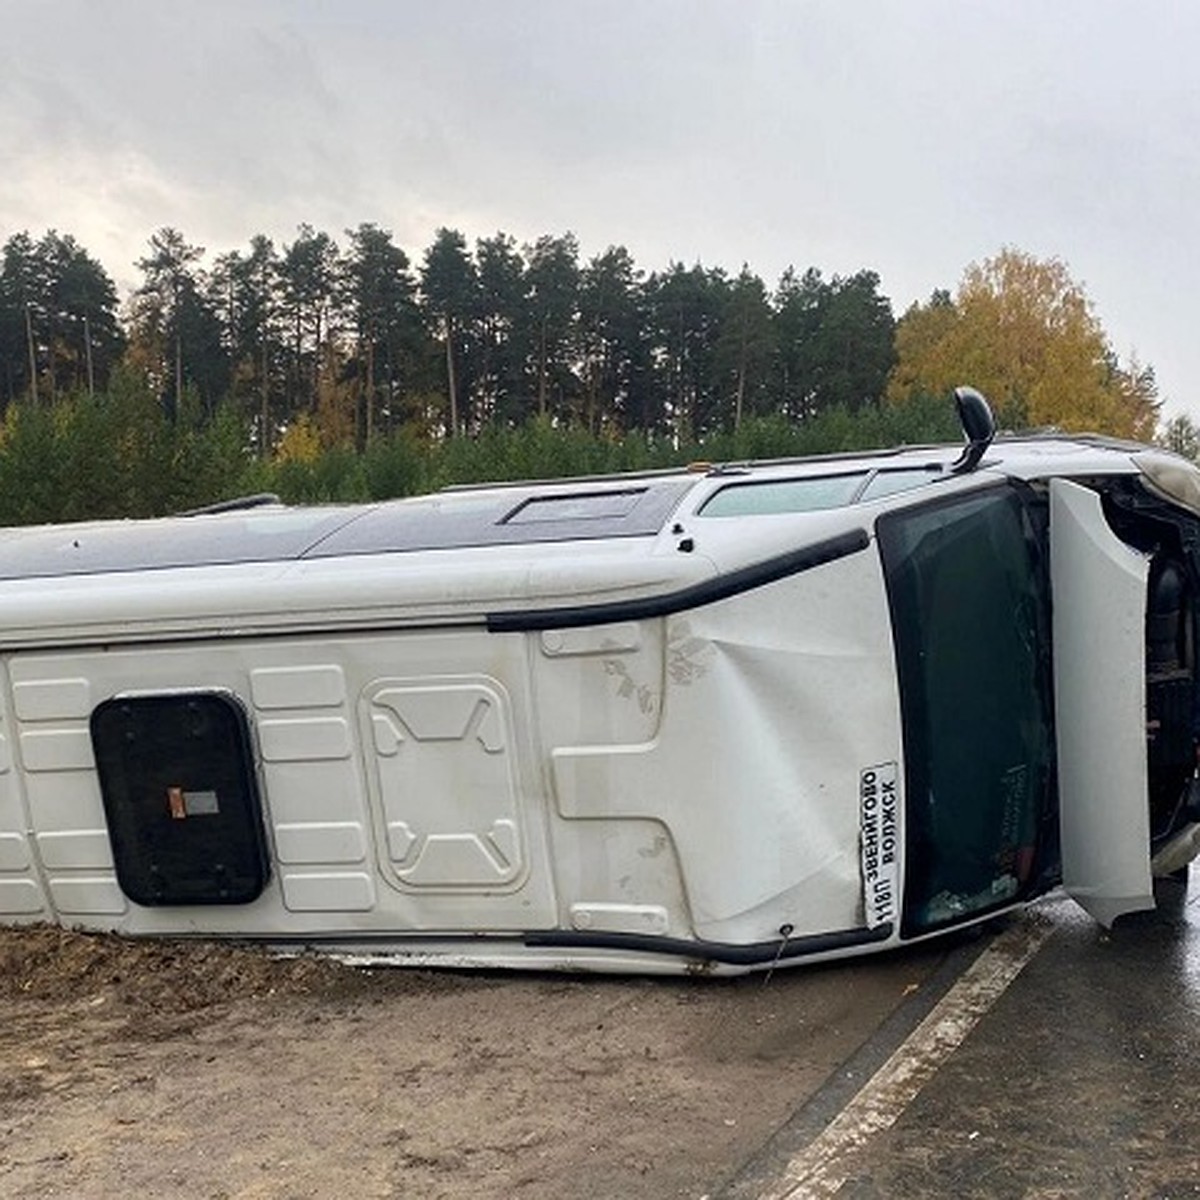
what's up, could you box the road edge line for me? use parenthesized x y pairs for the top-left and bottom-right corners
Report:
(753, 914), (1054, 1199)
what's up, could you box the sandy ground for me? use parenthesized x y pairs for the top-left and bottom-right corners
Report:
(0, 926), (945, 1199)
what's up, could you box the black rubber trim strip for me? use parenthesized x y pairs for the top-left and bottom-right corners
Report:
(486, 527), (871, 633)
(523, 921), (892, 965)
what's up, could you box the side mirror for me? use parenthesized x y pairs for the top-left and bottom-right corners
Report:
(950, 386), (996, 474)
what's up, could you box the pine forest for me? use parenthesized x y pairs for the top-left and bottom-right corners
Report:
(0, 225), (1172, 525)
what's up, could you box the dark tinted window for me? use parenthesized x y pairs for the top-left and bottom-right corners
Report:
(0, 481), (697, 580)
(878, 487), (1054, 935)
(311, 480), (694, 556)
(91, 692), (270, 906)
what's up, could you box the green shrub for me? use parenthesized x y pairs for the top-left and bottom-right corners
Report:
(0, 392), (968, 523)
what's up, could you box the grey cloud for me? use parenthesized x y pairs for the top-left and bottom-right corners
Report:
(1, 0), (1199, 411)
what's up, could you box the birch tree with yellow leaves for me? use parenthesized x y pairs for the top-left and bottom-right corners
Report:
(887, 248), (1159, 439)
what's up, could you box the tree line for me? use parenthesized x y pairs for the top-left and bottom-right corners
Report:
(0, 225), (1170, 523)
(0, 231), (123, 405)
(2, 223), (912, 451)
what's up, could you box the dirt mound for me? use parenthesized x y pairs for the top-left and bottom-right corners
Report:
(0, 924), (455, 1012)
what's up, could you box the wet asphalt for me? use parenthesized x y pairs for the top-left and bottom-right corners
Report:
(721, 879), (1200, 1200)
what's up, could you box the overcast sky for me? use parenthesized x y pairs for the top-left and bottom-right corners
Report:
(2, 1), (1197, 417)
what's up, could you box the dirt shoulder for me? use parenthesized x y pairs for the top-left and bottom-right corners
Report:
(0, 926), (944, 1199)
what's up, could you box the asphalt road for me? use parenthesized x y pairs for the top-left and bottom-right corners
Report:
(719, 880), (1200, 1200)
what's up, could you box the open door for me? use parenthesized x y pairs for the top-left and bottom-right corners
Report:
(1050, 479), (1154, 926)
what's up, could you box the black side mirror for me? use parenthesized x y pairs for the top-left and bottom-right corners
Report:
(950, 386), (996, 474)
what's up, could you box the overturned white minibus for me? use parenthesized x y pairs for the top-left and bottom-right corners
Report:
(0, 389), (1195, 973)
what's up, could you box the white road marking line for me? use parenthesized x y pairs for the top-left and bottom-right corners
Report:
(757, 915), (1055, 1200)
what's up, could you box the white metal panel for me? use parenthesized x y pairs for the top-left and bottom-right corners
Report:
(264, 759), (364, 824)
(13, 631), (557, 937)
(0, 668), (49, 920)
(274, 821), (366, 865)
(534, 623), (662, 748)
(568, 902), (669, 935)
(0, 542), (712, 650)
(12, 678), (91, 721)
(48, 876), (127, 915)
(532, 619), (687, 935)
(20, 728), (94, 772)
(258, 717), (352, 762)
(251, 665), (346, 710)
(1050, 479), (1154, 926)
(281, 871), (376, 912)
(365, 678), (526, 891)
(35, 830), (113, 870)
(551, 545), (901, 944)
(0, 833), (29, 871)
(0, 879), (46, 915)
(23, 774), (107, 835)
(540, 623), (642, 656)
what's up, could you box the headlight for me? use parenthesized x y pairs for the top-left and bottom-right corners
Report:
(1135, 451), (1200, 517)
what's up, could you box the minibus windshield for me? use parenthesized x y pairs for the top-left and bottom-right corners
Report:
(878, 486), (1055, 935)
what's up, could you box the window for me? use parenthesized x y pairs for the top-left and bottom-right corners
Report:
(698, 474), (866, 517)
(503, 489), (647, 524)
(859, 468), (939, 503)
(91, 692), (270, 906)
(878, 487), (1055, 935)
(698, 467), (938, 518)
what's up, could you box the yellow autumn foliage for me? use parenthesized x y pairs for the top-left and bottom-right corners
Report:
(887, 248), (1159, 439)
(274, 416), (322, 464)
